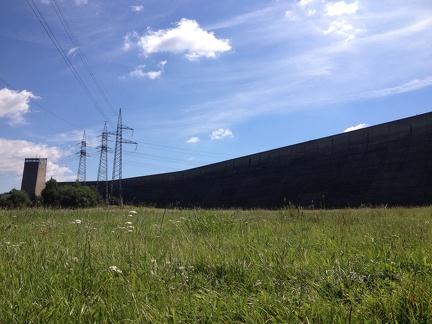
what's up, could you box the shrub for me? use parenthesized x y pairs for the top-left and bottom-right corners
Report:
(2, 189), (31, 208)
(41, 179), (103, 208)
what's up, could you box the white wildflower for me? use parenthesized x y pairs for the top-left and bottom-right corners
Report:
(125, 222), (133, 225)
(71, 220), (82, 224)
(108, 265), (123, 274)
(254, 280), (262, 287)
(129, 210), (137, 214)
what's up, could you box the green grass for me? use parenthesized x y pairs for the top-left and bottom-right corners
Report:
(1, 206), (431, 322)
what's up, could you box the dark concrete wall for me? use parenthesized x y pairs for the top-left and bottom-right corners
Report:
(21, 158), (47, 197)
(89, 112), (432, 208)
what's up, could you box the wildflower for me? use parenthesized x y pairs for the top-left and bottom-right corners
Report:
(254, 280), (262, 287)
(108, 265), (123, 274)
(71, 220), (81, 224)
(125, 221), (133, 225)
(151, 258), (157, 267)
(73, 257), (79, 263)
(129, 210), (137, 214)
(128, 214), (133, 217)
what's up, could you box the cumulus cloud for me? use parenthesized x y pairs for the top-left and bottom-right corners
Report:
(0, 88), (39, 126)
(0, 138), (74, 186)
(131, 5), (144, 12)
(326, 1), (359, 16)
(137, 18), (231, 60)
(186, 137), (200, 144)
(344, 123), (369, 132)
(211, 128), (234, 140)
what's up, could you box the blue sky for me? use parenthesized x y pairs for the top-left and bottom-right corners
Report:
(1, 0), (431, 194)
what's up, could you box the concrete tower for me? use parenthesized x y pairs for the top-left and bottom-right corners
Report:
(21, 158), (48, 197)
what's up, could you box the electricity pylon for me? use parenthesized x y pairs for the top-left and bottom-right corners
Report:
(110, 108), (137, 206)
(76, 131), (87, 183)
(96, 122), (110, 206)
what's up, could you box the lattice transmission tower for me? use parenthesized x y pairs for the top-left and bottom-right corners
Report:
(96, 122), (110, 206)
(76, 131), (87, 183)
(110, 108), (137, 205)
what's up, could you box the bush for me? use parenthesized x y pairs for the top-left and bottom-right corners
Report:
(1, 189), (31, 209)
(41, 179), (103, 208)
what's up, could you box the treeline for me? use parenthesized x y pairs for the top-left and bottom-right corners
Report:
(0, 179), (103, 209)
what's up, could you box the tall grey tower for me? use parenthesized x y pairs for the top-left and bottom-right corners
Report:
(21, 158), (48, 197)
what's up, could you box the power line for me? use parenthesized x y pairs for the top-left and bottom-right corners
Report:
(0, 76), (84, 130)
(136, 141), (236, 158)
(49, 0), (118, 117)
(25, 0), (113, 127)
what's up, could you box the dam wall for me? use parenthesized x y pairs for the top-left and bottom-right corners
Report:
(85, 112), (432, 208)
(118, 112), (432, 208)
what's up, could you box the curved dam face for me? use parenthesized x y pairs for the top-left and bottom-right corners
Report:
(94, 112), (432, 208)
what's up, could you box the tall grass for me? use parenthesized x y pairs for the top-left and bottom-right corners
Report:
(1, 207), (431, 322)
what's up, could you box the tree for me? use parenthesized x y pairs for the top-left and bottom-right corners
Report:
(5, 189), (31, 208)
(41, 178), (103, 208)
(41, 178), (60, 207)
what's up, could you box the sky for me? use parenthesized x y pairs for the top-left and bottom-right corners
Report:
(1, 0), (432, 194)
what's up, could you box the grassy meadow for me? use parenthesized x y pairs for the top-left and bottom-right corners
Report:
(1, 206), (431, 323)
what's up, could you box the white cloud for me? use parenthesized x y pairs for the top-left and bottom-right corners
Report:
(46, 161), (74, 182)
(137, 18), (231, 60)
(123, 31), (139, 52)
(74, 0), (88, 5)
(299, 0), (315, 7)
(68, 47), (79, 57)
(0, 138), (74, 186)
(291, 0), (362, 40)
(186, 137), (200, 144)
(131, 5), (144, 12)
(211, 128), (234, 140)
(146, 71), (162, 80)
(321, 19), (360, 40)
(285, 11), (299, 21)
(344, 123), (369, 132)
(0, 88), (39, 126)
(126, 65), (162, 80)
(326, 1), (359, 16)
(355, 76), (432, 100)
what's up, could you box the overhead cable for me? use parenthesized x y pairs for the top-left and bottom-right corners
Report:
(25, 0), (113, 127)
